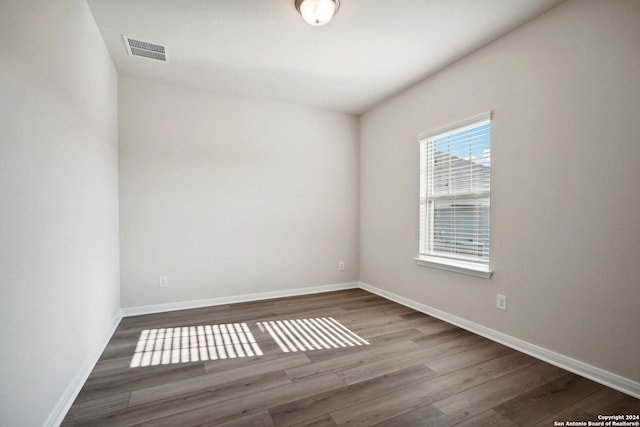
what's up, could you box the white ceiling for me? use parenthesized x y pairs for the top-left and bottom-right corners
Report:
(87, 0), (563, 114)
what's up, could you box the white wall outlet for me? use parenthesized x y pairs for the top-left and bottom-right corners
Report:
(158, 275), (168, 288)
(338, 261), (345, 271)
(496, 294), (507, 311)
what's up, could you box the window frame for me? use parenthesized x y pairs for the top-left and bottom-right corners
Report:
(415, 112), (493, 279)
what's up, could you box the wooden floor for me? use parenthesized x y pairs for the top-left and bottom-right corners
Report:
(62, 289), (639, 426)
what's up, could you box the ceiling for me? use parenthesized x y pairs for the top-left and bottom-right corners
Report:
(87, 0), (563, 114)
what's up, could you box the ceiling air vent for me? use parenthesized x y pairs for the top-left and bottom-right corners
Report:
(122, 35), (168, 62)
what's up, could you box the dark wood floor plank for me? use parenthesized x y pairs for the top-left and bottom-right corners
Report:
(415, 320), (461, 336)
(338, 313), (407, 332)
(452, 409), (519, 427)
(83, 356), (204, 385)
(335, 346), (442, 385)
(337, 332), (485, 385)
(139, 374), (346, 427)
(291, 415), (339, 427)
(340, 302), (416, 320)
(372, 404), (454, 427)
(269, 365), (437, 427)
(425, 339), (513, 374)
(72, 371), (291, 426)
(410, 327), (475, 347)
(304, 327), (427, 363)
(433, 361), (568, 423)
(60, 289), (639, 427)
(284, 339), (419, 381)
(574, 386), (640, 415)
(530, 405), (595, 427)
(61, 391), (130, 424)
(74, 361), (206, 403)
(330, 351), (538, 426)
(129, 352), (307, 406)
(202, 349), (294, 373)
(494, 373), (603, 426)
(353, 315), (443, 338)
(212, 410), (275, 427)
(90, 355), (132, 373)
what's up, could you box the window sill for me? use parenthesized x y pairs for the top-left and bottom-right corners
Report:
(414, 256), (492, 279)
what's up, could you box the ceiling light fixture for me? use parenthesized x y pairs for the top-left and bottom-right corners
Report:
(295, 0), (340, 26)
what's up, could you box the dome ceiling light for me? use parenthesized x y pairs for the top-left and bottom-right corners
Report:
(295, 0), (340, 26)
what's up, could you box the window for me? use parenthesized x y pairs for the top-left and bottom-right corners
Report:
(416, 112), (492, 278)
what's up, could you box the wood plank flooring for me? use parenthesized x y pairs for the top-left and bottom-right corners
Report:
(62, 289), (639, 426)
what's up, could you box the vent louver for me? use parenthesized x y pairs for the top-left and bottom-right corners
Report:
(122, 36), (168, 62)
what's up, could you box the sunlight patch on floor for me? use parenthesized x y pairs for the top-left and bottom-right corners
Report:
(130, 323), (263, 368)
(256, 317), (369, 353)
(130, 317), (369, 367)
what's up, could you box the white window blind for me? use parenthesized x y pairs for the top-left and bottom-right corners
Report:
(418, 112), (491, 273)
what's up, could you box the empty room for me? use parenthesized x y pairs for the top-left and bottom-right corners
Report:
(1, 0), (639, 426)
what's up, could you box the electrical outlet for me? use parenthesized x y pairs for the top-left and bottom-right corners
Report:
(159, 275), (168, 288)
(338, 261), (345, 271)
(496, 294), (507, 311)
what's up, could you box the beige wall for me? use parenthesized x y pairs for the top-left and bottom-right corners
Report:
(0, 1), (120, 425)
(360, 0), (640, 381)
(119, 76), (359, 308)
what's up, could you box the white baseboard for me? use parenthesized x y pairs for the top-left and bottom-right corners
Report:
(358, 281), (640, 399)
(44, 309), (123, 427)
(122, 282), (360, 317)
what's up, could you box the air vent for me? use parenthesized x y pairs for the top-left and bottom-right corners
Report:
(122, 35), (168, 62)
